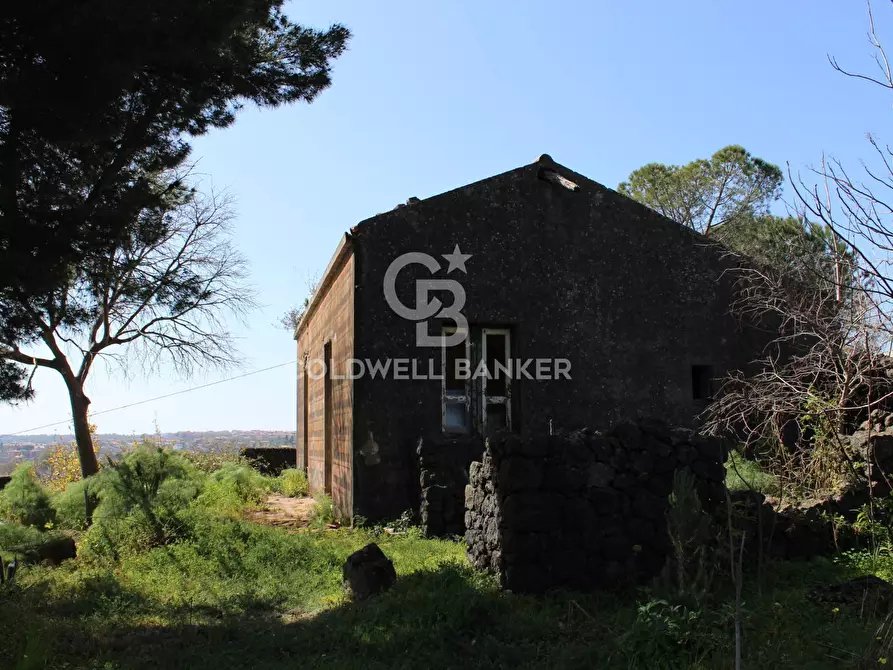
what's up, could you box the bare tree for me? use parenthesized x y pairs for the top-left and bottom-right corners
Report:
(279, 275), (319, 334)
(703, 255), (884, 493)
(705, 1), (893, 496)
(0, 188), (256, 477)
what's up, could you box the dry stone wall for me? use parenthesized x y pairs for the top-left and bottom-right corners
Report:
(464, 420), (726, 593)
(418, 435), (484, 537)
(241, 447), (298, 477)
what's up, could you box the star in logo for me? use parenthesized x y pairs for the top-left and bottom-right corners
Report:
(442, 244), (472, 274)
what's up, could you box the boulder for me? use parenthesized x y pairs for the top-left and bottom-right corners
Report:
(36, 536), (77, 566)
(343, 543), (397, 600)
(15, 535), (78, 567)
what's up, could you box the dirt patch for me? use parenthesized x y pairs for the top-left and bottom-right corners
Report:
(248, 494), (316, 529)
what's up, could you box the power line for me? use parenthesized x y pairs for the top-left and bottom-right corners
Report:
(0, 360), (296, 439)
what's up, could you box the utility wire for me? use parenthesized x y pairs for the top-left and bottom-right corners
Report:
(0, 360), (296, 439)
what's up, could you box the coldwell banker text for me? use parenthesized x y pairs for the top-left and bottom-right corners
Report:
(302, 358), (572, 381)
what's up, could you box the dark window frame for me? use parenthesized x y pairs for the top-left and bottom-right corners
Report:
(691, 364), (714, 401)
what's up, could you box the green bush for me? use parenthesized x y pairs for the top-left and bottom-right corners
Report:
(0, 463), (55, 529)
(181, 444), (250, 473)
(620, 598), (728, 665)
(80, 446), (203, 560)
(195, 463), (266, 517)
(51, 476), (103, 531)
(725, 449), (778, 495)
(98, 445), (200, 514)
(277, 469), (308, 498)
(78, 510), (161, 562)
(0, 522), (47, 554)
(663, 468), (719, 601)
(309, 493), (335, 530)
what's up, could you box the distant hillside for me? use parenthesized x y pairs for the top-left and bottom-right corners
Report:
(2, 430), (293, 443)
(0, 430), (295, 461)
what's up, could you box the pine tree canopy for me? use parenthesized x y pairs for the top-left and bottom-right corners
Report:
(0, 1), (350, 401)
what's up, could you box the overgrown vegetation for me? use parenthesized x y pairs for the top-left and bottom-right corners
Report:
(2, 447), (893, 668)
(276, 468), (309, 498)
(309, 492), (335, 530)
(181, 444), (250, 473)
(0, 463), (54, 528)
(724, 450), (779, 496)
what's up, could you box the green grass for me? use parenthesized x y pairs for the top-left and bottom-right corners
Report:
(1, 515), (892, 669)
(2, 450), (893, 669)
(275, 469), (309, 498)
(725, 450), (780, 495)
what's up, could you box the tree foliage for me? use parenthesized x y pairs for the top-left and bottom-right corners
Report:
(40, 427), (100, 493)
(705, 2), (893, 500)
(280, 277), (319, 333)
(711, 214), (853, 294)
(0, 1), (349, 401)
(0, 190), (255, 476)
(619, 145), (783, 234)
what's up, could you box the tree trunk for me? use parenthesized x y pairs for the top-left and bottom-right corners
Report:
(67, 383), (99, 477)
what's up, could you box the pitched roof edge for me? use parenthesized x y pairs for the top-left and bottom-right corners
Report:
(294, 232), (353, 341)
(350, 157), (551, 232)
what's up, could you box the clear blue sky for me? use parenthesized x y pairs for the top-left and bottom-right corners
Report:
(1, 0), (889, 437)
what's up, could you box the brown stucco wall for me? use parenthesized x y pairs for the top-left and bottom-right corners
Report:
(348, 158), (770, 521)
(296, 251), (354, 521)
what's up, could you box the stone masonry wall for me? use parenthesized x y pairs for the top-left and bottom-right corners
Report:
(417, 435), (485, 537)
(241, 447), (298, 477)
(350, 157), (771, 522)
(465, 420), (726, 593)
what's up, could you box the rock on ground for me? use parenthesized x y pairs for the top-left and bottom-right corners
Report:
(342, 542), (397, 600)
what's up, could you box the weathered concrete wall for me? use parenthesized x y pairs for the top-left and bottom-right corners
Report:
(464, 421), (727, 593)
(297, 251), (354, 520)
(349, 157), (767, 521)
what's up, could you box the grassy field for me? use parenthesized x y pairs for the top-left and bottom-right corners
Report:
(3, 519), (893, 668)
(1, 448), (893, 669)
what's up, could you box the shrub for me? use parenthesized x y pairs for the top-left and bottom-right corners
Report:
(663, 468), (719, 602)
(100, 444), (197, 511)
(309, 493), (335, 530)
(621, 598), (727, 665)
(51, 477), (101, 531)
(195, 463), (267, 516)
(725, 450), (778, 495)
(181, 444), (249, 473)
(277, 469), (308, 498)
(79, 510), (163, 562)
(0, 463), (55, 529)
(84, 445), (202, 556)
(0, 522), (47, 554)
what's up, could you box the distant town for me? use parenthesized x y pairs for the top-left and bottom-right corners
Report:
(0, 430), (295, 473)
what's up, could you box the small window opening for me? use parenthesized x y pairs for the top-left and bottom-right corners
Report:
(482, 328), (511, 436)
(441, 325), (514, 436)
(442, 328), (470, 434)
(691, 365), (714, 401)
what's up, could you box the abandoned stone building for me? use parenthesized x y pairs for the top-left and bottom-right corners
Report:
(295, 155), (765, 524)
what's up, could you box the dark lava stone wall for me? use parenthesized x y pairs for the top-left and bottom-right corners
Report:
(417, 435), (485, 536)
(465, 421), (726, 593)
(241, 447), (298, 477)
(349, 157), (766, 521)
